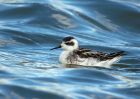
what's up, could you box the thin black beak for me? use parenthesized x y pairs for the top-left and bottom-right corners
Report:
(50, 45), (61, 50)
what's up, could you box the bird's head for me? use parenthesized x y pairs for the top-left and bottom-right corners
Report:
(50, 36), (79, 51)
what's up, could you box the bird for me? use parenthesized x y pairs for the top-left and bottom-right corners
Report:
(50, 36), (126, 68)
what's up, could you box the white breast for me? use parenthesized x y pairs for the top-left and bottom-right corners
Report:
(59, 51), (70, 64)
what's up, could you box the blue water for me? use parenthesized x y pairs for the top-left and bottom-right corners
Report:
(0, 0), (140, 99)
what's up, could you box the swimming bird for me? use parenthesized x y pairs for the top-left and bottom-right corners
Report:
(50, 36), (126, 67)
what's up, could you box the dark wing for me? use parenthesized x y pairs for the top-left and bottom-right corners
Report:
(74, 48), (126, 61)
(102, 51), (126, 61)
(74, 48), (106, 60)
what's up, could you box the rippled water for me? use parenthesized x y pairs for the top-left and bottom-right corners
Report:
(0, 0), (140, 99)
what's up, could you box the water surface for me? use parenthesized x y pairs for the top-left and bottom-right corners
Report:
(0, 0), (140, 99)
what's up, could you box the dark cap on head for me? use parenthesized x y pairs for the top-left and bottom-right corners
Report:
(63, 36), (74, 42)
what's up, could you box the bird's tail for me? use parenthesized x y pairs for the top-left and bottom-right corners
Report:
(102, 51), (126, 65)
(108, 51), (126, 58)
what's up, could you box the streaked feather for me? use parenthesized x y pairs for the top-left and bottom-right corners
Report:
(74, 48), (125, 61)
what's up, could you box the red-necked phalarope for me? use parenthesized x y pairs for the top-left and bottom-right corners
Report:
(50, 36), (126, 67)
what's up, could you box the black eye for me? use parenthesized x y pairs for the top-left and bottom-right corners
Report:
(65, 42), (74, 46)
